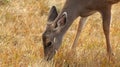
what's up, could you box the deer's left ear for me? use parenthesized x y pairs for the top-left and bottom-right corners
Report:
(57, 12), (67, 27)
(48, 6), (58, 22)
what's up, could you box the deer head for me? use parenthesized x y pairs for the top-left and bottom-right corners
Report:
(42, 6), (67, 61)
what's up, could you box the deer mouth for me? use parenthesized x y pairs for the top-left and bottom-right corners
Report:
(44, 49), (56, 61)
(46, 55), (53, 61)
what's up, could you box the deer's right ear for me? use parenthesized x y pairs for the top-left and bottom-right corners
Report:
(48, 6), (58, 21)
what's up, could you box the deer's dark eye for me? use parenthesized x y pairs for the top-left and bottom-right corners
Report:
(46, 42), (52, 47)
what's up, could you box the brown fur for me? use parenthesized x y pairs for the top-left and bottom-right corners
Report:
(42, 0), (120, 60)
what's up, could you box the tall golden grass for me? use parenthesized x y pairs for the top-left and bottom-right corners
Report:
(0, 0), (120, 67)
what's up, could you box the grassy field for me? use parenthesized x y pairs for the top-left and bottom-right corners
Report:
(0, 0), (120, 67)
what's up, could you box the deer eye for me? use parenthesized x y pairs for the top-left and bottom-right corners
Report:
(46, 42), (52, 47)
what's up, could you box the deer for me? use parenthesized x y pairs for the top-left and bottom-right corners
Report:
(42, 0), (120, 61)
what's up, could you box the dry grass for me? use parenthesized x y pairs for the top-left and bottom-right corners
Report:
(0, 0), (120, 67)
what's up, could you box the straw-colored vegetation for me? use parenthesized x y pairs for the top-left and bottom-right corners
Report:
(0, 0), (120, 67)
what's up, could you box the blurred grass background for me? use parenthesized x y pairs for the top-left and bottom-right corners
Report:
(0, 0), (120, 67)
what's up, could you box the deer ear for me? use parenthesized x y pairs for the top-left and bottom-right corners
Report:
(57, 12), (67, 27)
(48, 6), (58, 21)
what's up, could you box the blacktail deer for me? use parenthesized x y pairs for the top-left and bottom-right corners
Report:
(42, 0), (120, 60)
